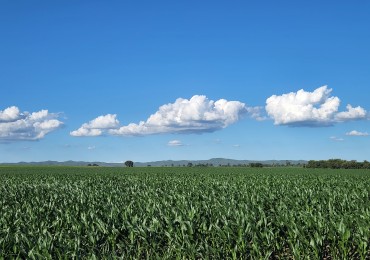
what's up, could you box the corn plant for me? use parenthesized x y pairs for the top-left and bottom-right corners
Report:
(0, 166), (369, 258)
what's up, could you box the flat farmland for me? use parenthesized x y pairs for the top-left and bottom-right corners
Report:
(0, 166), (369, 259)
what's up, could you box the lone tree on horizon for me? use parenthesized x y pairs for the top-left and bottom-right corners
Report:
(124, 160), (134, 167)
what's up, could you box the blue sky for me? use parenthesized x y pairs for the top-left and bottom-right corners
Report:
(1, 1), (370, 163)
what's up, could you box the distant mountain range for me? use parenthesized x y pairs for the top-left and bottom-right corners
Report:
(0, 158), (307, 167)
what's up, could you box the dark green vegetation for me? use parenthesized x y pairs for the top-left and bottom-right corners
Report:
(306, 159), (370, 169)
(0, 167), (369, 259)
(124, 161), (134, 167)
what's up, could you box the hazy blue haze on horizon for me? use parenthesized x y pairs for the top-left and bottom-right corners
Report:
(1, 1), (369, 162)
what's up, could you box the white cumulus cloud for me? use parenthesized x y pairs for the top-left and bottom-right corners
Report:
(335, 105), (367, 121)
(0, 106), (21, 122)
(346, 130), (369, 136)
(110, 95), (250, 136)
(70, 114), (119, 137)
(0, 106), (63, 141)
(266, 86), (367, 126)
(167, 140), (184, 146)
(72, 95), (255, 137)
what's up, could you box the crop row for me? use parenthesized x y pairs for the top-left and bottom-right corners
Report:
(0, 167), (369, 259)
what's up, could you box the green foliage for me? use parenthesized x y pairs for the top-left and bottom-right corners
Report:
(306, 159), (370, 169)
(250, 163), (263, 168)
(124, 161), (134, 167)
(0, 166), (369, 258)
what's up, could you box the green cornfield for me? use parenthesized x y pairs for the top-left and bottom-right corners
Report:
(0, 166), (369, 259)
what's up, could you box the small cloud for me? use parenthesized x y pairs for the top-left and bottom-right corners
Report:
(247, 106), (267, 121)
(0, 106), (63, 141)
(335, 105), (367, 122)
(87, 145), (96, 150)
(330, 136), (344, 142)
(266, 86), (367, 127)
(232, 144), (241, 148)
(346, 130), (369, 136)
(167, 140), (184, 146)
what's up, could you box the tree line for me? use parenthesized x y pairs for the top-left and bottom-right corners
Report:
(124, 159), (370, 169)
(305, 159), (370, 169)
(124, 162), (289, 168)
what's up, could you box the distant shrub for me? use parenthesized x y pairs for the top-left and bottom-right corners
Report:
(250, 163), (263, 168)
